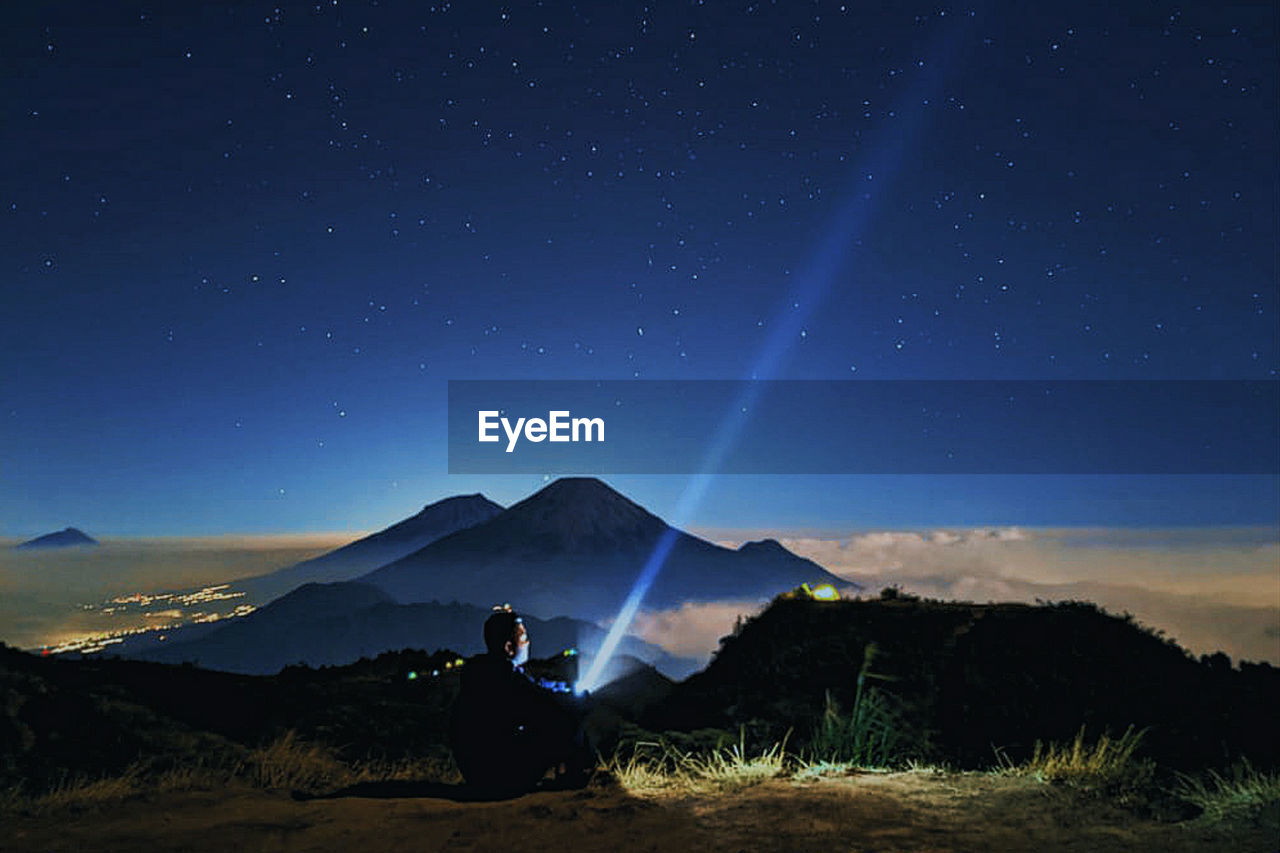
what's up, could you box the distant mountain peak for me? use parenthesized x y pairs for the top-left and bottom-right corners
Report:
(738, 538), (788, 555)
(520, 477), (646, 511)
(236, 493), (505, 600)
(502, 477), (666, 551)
(413, 493), (499, 517)
(13, 527), (98, 549)
(532, 476), (624, 499)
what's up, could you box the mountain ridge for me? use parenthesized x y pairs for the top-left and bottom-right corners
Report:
(360, 477), (852, 622)
(237, 493), (504, 600)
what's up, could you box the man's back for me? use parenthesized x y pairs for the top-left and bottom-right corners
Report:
(455, 653), (541, 739)
(451, 652), (573, 792)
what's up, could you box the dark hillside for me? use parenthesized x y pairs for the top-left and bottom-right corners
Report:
(0, 643), (466, 791)
(648, 595), (1280, 770)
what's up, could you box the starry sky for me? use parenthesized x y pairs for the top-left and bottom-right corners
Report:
(1, 1), (1276, 536)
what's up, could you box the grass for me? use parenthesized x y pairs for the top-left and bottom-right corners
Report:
(236, 730), (462, 793)
(0, 730), (461, 815)
(804, 643), (927, 769)
(790, 759), (858, 781)
(609, 731), (965, 796)
(995, 725), (1155, 805)
(607, 724), (949, 795)
(744, 720), (1275, 829)
(4, 768), (144, 813)
(0, 761), (231, 817)
(791, 756), (951, 782)
(684, 733), (789, 792)
(1173, 759), (1280, 825)
(605, 729), (789, 795)
(8, 717), (1271, 828)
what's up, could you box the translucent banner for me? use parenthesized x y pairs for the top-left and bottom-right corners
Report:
(447, 380), (1279, 475)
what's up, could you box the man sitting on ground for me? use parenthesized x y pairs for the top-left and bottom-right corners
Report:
(450, 606), (593, 795)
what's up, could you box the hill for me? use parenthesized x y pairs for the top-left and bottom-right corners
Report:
(0, 641), (465, 792)
(647, 593), (1280, 770)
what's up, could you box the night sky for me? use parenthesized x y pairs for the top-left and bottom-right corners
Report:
(2, 1), (1276, 535)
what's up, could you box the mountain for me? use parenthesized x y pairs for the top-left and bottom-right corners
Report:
(12, 527), (98, 549)
(127, 581), (699, 679)
(592, 659), (676, 720)
(359, 477), (852, 622)
(237, 494), (504, 600)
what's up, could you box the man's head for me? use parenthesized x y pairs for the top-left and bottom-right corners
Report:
(484, 607), (530, 665)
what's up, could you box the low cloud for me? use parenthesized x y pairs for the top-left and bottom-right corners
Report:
(630, 599), (774, 659)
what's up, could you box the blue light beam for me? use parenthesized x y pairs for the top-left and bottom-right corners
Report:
(578, 10), (983, 694)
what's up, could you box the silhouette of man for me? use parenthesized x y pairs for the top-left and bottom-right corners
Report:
(450, 606), (591, 795)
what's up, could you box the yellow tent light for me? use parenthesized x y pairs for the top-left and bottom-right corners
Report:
(454, 657), (465, 667)
(810, 583), (840, 601)
(784, 582), (841, 601)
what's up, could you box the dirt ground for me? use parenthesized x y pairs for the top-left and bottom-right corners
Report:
(4, 771), (1275, 853)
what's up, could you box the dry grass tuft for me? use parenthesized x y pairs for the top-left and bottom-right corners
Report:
(1, 766), (152, 816)
(238, 730), (461, 791)
(607, 731), (789, 796)
(1, 730), (461, 815)
(239, 730), (352, 791)
(607, 743), (686, 795)
(683, 736), (788, 792)
(1173, 759), (1280, 825)
(1000, 726), (1145, 782)
(996, 725), (1154, 802)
